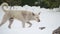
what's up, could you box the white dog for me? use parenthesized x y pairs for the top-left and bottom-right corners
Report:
(0, 2), (40, 29)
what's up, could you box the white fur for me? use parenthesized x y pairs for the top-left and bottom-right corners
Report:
(0, 2), (40, 29)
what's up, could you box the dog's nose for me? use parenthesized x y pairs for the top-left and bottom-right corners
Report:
(38, 19), (40, 22)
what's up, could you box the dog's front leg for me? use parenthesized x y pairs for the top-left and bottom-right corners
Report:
(27, 22), (32, 27)
(22, 21), (25, 28)
(8, 17), (14, 29)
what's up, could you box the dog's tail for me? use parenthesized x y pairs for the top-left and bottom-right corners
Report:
(1, 2), (8, 12)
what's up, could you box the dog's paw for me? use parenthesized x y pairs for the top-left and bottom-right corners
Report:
(8, 26), (11, 29)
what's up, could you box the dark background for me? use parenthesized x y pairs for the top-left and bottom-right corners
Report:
(0, 0), (60, 8)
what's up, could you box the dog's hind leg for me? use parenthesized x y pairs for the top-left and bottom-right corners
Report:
(8, 17), (14, 29)
(0, 14), (9, 27)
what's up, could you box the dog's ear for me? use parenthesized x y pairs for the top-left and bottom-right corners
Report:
(32, 12), (35, 16)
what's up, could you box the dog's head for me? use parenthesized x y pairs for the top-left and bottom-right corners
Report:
(32, 12), (40, 22)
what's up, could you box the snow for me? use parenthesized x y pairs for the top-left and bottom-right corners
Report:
(0, 5), (60, 34)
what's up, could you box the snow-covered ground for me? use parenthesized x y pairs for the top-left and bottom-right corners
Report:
(0, 5), (60, 34)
